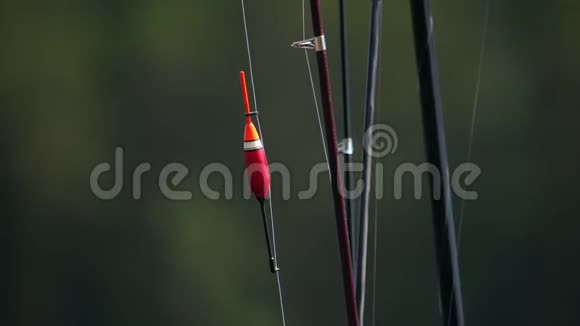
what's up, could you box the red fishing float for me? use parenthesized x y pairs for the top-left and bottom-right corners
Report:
(238, 71), (285, 324)
(240, 71), (271, 200)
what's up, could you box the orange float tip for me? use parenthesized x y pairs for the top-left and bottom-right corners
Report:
(244, 120), (260, 142)
(239, 71), (251, 116)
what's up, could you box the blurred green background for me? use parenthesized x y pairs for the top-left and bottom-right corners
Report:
(2, 0), (580, 325)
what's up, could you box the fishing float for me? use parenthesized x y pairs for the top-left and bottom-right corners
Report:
(239, 70), (287, 326)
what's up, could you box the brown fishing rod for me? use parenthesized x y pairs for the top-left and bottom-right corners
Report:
(292, 1), (359, 325)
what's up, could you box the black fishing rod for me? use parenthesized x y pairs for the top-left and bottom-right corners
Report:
(355, 0), (383, 323)
(409, 1), (465, 325)
(337, 0), (355, 257)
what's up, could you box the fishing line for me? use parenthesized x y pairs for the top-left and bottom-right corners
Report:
(369, 21), (385, 326)
(356, 0), (383, 323)
(240, 1), (288, 325)
(446, 2), (491, 325)
(457, 0), (491, 250)
(267, 199), (287, 326)
(258, 199), (288, 326)
(240, 0), (260, 129)
(370, 200), (379, 326)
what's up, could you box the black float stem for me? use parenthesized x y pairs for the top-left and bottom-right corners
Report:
(258, 198), (279, 274)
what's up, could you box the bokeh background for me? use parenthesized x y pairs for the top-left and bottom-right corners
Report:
(2, 0), (580, 325)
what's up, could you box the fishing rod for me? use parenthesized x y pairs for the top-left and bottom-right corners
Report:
(292, 1), (359, 325)
(409, 1), (465, 326)
(239, 70), (288, 326)
(337, 0), (355, 255)
(356, 0), (383, 324)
